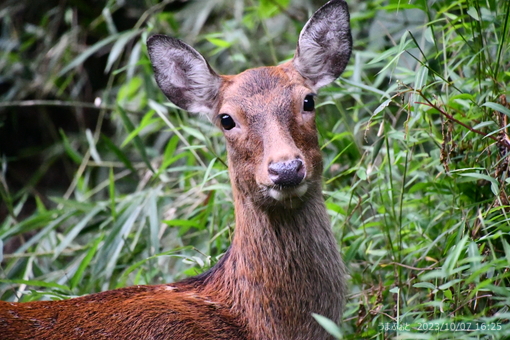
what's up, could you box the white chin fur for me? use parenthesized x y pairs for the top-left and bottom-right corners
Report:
(268, 183), (308, 201)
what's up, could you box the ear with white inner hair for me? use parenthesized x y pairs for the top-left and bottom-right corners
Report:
(293, 0), (352, 91)
(147, 35), (222, 116)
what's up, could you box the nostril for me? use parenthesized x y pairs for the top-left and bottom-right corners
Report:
(295, 159), (304, 172)
(268, 159), (306, 187)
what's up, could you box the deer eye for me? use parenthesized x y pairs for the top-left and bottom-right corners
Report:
(220, 114), (236, 130)
(303, 94), (315, 112)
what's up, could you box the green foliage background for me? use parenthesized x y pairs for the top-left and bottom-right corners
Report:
(1, 0), (510, 339)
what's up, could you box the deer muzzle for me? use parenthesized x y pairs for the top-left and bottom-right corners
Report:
(266, 158), (308, 201)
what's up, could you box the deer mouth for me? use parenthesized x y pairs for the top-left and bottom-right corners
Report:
(267, 182), (309, 201)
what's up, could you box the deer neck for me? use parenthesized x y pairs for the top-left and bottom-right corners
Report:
(206, 184), (345, 340)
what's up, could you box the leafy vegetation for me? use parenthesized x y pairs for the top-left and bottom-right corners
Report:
(1, 0), (509, 339)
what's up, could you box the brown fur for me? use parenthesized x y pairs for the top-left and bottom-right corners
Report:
(0, 1), (352, 339)
(0, 283), (246, 339)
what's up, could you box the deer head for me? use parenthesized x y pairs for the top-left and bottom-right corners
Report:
(147, 0), (352, 210)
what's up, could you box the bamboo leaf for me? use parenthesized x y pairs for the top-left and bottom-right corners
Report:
(58, 34), (120, 76)
(105, 29), (142, 73)
(482, 102), (510, 117)
(70, 235), (103, 290)
(117, 105), (155, 173)
(312, 314), (343, 339)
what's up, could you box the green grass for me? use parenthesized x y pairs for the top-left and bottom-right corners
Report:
(1, 0), (510, 339)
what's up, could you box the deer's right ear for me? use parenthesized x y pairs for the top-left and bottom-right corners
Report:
(147, 35), (222, 115)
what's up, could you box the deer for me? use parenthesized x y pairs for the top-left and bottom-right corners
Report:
(0, 0), (352, 339)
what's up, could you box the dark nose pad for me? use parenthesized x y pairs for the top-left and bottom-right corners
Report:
(268, 159), (306, 187)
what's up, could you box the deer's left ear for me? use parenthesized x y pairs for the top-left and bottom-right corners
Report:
(293, 0), (352, 91)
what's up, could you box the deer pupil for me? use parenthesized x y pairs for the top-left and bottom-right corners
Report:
(303, 95), (315, 112)
(220, 114), (236, 130)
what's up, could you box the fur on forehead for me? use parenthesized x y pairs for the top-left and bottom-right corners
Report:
(219, 67), (299, 122)
(224, 67), (296, 98)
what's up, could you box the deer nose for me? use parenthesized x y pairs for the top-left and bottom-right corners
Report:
(268, 159), (305, 187)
